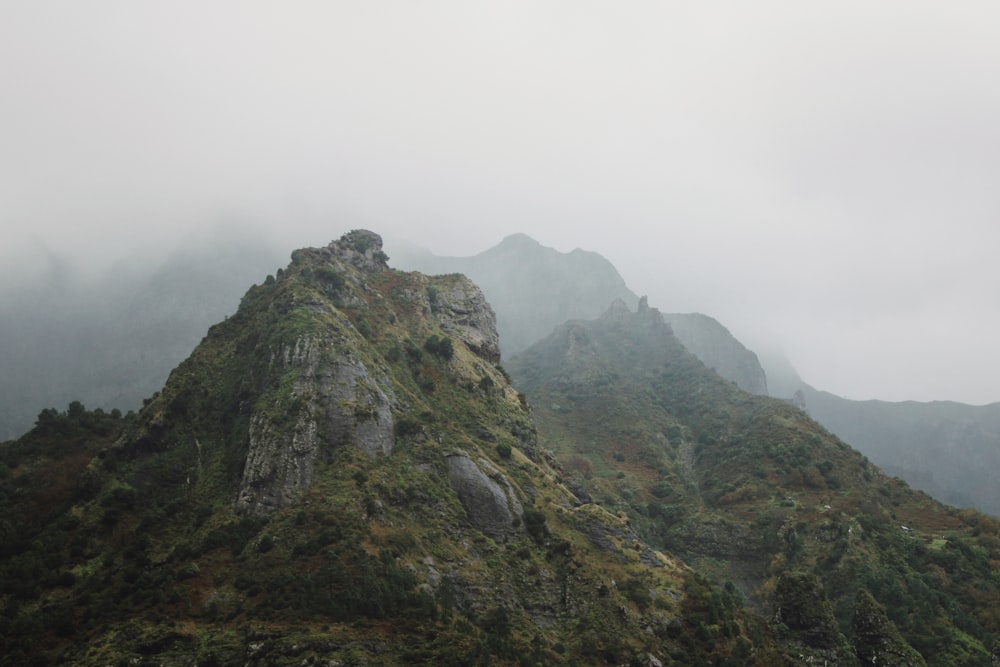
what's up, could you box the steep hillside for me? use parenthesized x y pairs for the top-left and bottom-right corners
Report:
(0, 232), (775, 665)
(509, 300), (1000, 666)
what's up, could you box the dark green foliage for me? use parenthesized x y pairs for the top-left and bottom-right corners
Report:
(620, 577), (652, 610)
(853, 589), (926, 666)
(523, 507), (548, 544)
(394, 415), (423, 437)
(424, 334), (454, 360)
(314, 266), (345, 292)
(496, 442), (512, 459)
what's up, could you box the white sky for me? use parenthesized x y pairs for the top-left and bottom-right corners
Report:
(2, 1), (998, 404)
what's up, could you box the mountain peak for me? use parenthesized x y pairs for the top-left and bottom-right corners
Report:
(324, 228), (389, 272)
(495, 232), (542, 249)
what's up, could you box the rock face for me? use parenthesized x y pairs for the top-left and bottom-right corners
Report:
(662, 312), (768, 395)
(235, 335), (396, 515)
(327, 229), (390, 273)
(445, 453), (523, 541)
(430, 277), (501, 363)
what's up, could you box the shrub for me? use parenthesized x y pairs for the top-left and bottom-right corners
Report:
(424, 335), (454, 360)
(523, 508), (548, 544)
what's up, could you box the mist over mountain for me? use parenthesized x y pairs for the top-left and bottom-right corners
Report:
(398, 234), (1000, 520)
(662, 313), (768, 396)
(0, 231), (285, 440)
(393, 234), (769, 395)
(392, 233), (640, 359)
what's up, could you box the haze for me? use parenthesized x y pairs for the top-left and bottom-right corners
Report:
(2, 2), (999, 405)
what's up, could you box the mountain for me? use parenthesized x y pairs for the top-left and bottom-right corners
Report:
(755, 355), (1000, 518)
(0, 231), (777, 665)
(796, 385), (1000, 517)
(394, 234), (769, 394)
(508, 299), (1000, 665)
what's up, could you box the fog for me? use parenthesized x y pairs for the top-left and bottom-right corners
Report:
(3, 2), (999, 405)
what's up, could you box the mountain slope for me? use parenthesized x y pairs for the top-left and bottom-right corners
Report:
(797, 385), (1000, 517)
(0, 231), (774, 665)
(509, 300), (1000, 666)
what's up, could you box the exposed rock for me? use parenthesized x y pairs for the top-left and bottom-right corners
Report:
(431, 277), (501, 363)
(566, 479), (594, 505)
(445, 453), (523, 541)
(585, 519), (664, 567)
(327, 229), (389, 273)
(235, 335), (395, 515)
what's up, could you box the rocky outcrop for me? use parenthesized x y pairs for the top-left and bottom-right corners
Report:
(327, 229), (389, 273)
(235, 335), (395, 515)
(446, 453), (523, 542)
(430, 277), (501, 363)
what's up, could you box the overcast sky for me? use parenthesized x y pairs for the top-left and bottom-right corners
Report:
(2, 2), (999, 404)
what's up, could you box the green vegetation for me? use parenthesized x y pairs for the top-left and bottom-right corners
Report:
(509, 303), (1000, 666)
